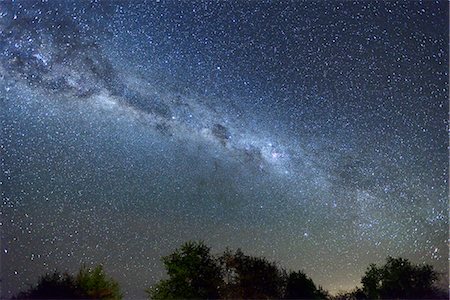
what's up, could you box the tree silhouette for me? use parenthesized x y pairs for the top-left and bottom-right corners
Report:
(14, 272), (81, 299)
(220, 248), (285, 299)
(14, 265), (122, 299)
(333, 287), (367, 300)
(13, 242), (447, 300)
(75, 265), (122, 299)
(146, 241), (223, 299)
(285, 270), (328, 299)
(148, 242), (327, 299)
(360, 257), (445, 299)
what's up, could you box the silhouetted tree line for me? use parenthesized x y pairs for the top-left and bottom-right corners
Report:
(13, 265), (122, 299)
(14, 241), (448, 300)
(146, 241), (328, 299)
(333, 257), (448, 300)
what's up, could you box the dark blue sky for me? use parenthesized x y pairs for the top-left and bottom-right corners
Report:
(1, 0), (448, 298)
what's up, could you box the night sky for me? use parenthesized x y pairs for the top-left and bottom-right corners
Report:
(1, 0), (448, 298)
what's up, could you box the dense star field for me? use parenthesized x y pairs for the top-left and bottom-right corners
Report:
(1, 0), (448, 298)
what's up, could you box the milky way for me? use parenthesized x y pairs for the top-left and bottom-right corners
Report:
(1, 1), (448, 298)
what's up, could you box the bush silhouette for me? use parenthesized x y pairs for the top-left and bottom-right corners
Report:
(14, 265), (122, 299)
(14, 271), (80, 299)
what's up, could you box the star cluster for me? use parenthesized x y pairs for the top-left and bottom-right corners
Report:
(1, 0), (448, 298)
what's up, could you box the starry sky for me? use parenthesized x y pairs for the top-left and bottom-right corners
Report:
(1, 0), (448, 298)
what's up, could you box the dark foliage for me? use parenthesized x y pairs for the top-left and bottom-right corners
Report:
(14, 265), (122, 300)
(220, 248), (285, 299)
(146, 241), (223, 299)
(148, 241), (327, 299)
(333, 288), (367, 300)
(285, 270), (328, 299)
(360, 257), (446, 299)
(14, 272), (81, 299)
(76, 265), (122, 299)
(15, 243), (446, 300)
